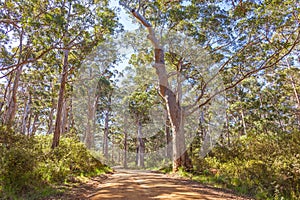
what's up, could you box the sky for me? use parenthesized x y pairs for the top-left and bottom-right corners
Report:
(109, 0), (139, 31)
(108, 0), (140, 74)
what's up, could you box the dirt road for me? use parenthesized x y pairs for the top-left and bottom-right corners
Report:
(84, 169), (251, 200)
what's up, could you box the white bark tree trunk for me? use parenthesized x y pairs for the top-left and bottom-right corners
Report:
(137, 119), (145, 168)
(21, 91), (31, 134)
(103, 110), (109, 158)
(165, 113), (172, 159)
(123, 116), (128, 168)
(85, 94), (99, 149)
(125, 9), (191, 172)
(241, 109), (247, 135)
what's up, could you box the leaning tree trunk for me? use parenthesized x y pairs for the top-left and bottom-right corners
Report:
(127, 9), (191, 172)
(5, 30), (24, 127)
(52, 48), (69, 149)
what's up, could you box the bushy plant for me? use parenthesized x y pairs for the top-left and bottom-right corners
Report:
(0, 126), (109, 199)
(0, 126), (45, 199)
(193, 131), (300, 199)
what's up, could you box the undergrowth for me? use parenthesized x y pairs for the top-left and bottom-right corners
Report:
(159, 132), (300, 200)
(0, 126), (110, 200)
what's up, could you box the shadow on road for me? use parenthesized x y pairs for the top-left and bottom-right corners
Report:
(88, 169), (251, 200)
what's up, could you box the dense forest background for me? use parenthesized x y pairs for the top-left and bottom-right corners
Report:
(0, 0), (299, 199)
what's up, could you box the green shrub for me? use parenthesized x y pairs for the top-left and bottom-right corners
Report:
(193, 132), (300, 199)
(0, 126), (109, 199)
(0, 127), (45, 199)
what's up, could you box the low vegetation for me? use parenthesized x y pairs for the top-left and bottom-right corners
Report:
(0, 126), (111, 200)
(163, 132), (300, 200)
(1, 0), (299, 199)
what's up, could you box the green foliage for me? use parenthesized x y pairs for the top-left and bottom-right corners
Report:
(0, 128), (42, 198)
(128, 86), (157, 123)
(156, 163), (173, 174)
(0, 127), (109, 199)
(192, 132), (300, 199)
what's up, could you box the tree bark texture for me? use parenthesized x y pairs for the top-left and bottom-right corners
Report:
(52, 49), (69, 149)
(128, 9), (192, 172)
(116, 5), (194, 171)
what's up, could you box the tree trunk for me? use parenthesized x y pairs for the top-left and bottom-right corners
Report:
(60, 98), (67, 135)
(241, 109), (247, 135)
(123, 117), (128, 168)
(286, 59), (300, 129)
(51, 1), (72, 149)
(111, 142), (114, 164)
(103, 93), (111, 159)
(27, 107), (32, 135)
(103, 110), (109, 158)
(47, 97), (56, 135)
(5, 38), (23, 126)
(118, 147), (121, 164)
(127, 9), (191, 172)
(165, 114), (172, 159)
(225, 111), (231, 146)
(85, 94), (98, 149)
(21, 92), (31, 134)
(85, 94), (93, 149)
(0, 75), (12, 121)
(31, 114), (39, 136)
(68, 97), (75, 131)
(171, 109), (191, 171)
(52, 49), (69, 149)
(137, 119), (145, 168)
(60, 97), (67, 135)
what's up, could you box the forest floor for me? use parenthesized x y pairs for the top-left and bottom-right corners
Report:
(46, 169), (253, 200)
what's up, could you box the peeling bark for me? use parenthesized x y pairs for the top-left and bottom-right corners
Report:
(126, 8), (191, 172)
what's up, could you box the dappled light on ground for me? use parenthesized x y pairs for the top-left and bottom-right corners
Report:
(88, 169), (250, 200)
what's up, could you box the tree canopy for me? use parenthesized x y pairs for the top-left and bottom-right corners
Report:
(0, 0), (299, 199)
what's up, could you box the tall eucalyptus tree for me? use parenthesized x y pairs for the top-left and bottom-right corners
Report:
(119, 0), (300, 172)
